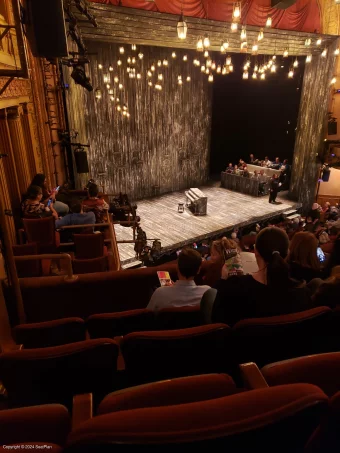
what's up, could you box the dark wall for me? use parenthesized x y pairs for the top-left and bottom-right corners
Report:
(65, 41), (212, 200)
(210, 53), (304, 175)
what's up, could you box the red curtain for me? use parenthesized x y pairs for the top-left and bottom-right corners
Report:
(89, 0), (320, 33)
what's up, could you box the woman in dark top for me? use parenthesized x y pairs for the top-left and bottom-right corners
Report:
(211, 227), (312, 327)
(30, 173), (69, 216)
(288, 232), (322, 283)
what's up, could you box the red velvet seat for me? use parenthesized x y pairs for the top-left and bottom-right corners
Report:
(0, 339), (119, 408)
(74, 233), (107, 259)
(0, 404), (70, 450)
(261, 352), (340, 397)
(87, 309), (155, 339)
(12, 243), (41, 278)
(121, 324), (231, 385)
(23, 216), (60, 254)
(72, 256), (108, 274)
(97, 373), (240, 415)
(156, 305), (203, 330)
(232, 307), (334, 367)
(13, 317), (86, 348)
(66, 384), (327, 452)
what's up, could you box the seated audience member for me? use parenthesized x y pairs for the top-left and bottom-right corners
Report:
(252, 170), (259, 179)
(30, 173), (69, 216)
(147, 247), (210, 312)
(263, 156), (272, 167)
(211, 237), (244, 277)
(233, 165), (241, 175)
(270, 157), (281, 169)
(304, 216), (316, 233)
(312, 270), (340, 309)
(238, 159), (245, 168)
(248, 154), (258, 164)
(226, 163), (233, 173)
(211, 227), (312, 326)
(242, 166), (250, 178)
(308, 203), (321, 229)
(82, 183), (109, 223)
(288, 232), (322, 283)
(55, 203), (96, 229)
(324, 235), (340, 277)
(22, 185), (58, 219)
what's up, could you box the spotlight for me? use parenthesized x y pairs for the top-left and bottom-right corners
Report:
(71, 65), (93, 91)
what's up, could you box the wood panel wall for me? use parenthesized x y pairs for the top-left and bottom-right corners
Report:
(289, 38), (340, 213)
(64, 41), (212, 200)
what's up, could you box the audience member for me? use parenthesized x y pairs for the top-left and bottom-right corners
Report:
(252, 170), (259, 179)
(233, 165), (240, 175)
(324, 235), (340, 277)
(242, 166), (250, 178)
(270, 157), (281, 169)
(288, 232), (322, 283)
(226, 163), (233, 173)
(147, 247), (210, 312)
(211, 237), (244, 277)
(308, 203), (321, 229)
(22, 185), (58, 219)
(248, 154), (258, 164)
(82, 183), (109, 223)
(55, 203), (96, 229)
(211, 227), (312, 326)
(312, 270), (340, 309)
(30, 173), (69, 216)
(263, 156), (272, 167)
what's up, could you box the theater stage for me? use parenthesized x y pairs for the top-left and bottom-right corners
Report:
(114, 183), (299, 267)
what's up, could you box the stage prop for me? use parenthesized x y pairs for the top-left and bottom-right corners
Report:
(185, 188), (207, 216)
(221, 173), (268, 197)
(289, 38), (340, 213)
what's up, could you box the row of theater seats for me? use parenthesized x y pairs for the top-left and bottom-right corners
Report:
(2, 353), (340, 451)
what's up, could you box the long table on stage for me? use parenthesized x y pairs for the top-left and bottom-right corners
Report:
(221, 166), (281, 197)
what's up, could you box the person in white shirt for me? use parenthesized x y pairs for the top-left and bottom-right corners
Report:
(147, 247), (211, 312)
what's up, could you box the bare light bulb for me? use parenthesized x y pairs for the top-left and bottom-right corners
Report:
(266, 16), (272, 27)
(172, 52), (176, 58)
(293, 59), (298, 68)
(331, 77), (337, 85)
(252, 73), (257, 79)
(186, 76), (191, 82)
(260, 73), (265, 80)
(283, 49), (289, 58)
(163, 59), (168, 66)
(241, 27), (247, 41)
(306, 54), (312, 63)
(233, 3), (241, 20)
(183, 55), (188, 61)
(197, 38), (203, 51)
(117, 60), (122, 66)
(316, 38), (322, 46)
(242, 72), (249, 80)
(208, 74), (214, 82)
(203, 36), (210, 48)
(201, 65), (205, 72)
(231, 22), (238, 32)
(119, 47), (125, 54)
(288, 69), (294, 78)
(335, 48), (340, 56)
(258, 28), (264, 41)
(98, 64), (103, 69)
(204, 50), (209, 58)
(321, 48), (327, 57)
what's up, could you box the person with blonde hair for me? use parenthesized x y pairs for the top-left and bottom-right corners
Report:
(210, 236), (244, 277)
(288, 232), (322, 283)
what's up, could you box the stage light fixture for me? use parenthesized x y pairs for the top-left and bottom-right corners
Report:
(138, 53), (144, 59)
(321, 48), (327, 57)
(203, 36), (210, 48)
(71, 64), (93, 92)
(231, 22), (238, 32)
(183, 55), (188, 61)
(258, 28), (264, 41)
(266, 16), (272, 27)
(131, 44), (136, 50)
(217, 65), (221, 73)
(226, 55), (232, 66)
(233, 2), (241, 20)
(114, 76), (119, 83)
(205, 68), (210, 74)
(163, 59), (168, 66)
(260, 73), (265, 80)
(293, 59), (298, 68)
(95, 88), (101, 99)
(98, 64), (103, 69)
(187, 76), (191, 82)
(241, 26), (247, 41)
(117, 60), (122, 66)
(158, 74), (163, 80)
(306, 54), (312, 63)
(137, 73), (141, 79)
(151, 65), (156, 71)
(208, 74), (214, 82)
(252, 42), (259, 53)
(172, 52), (177, 58)
(201, 65), (205, 72)
(242, 71), (249, 80)
(148, 81), (153, 86)
(316, 38), (322, 46)
(109, 65), (113, 72)
(211, 62), (216, 70)
(119, 47), (125, 54)
(252, 72), (257, 79)
(229, 64), (234, 72)
(177, 11), (188, 39)
(335, 48), (340, 55)
(288, 69), (294, 78)
(197, 38), (204, 51)
(283, 49), (289, 57)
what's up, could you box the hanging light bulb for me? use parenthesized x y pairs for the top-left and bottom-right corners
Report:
(217, 65), (221, 73)
(138, 53), (144, 60)
(241, 42), (247, 51)
(131, 44), (136, 50)
(117, 105), (121, 112)
(163, 59), (168, 66)
(252, 72), (257, 79)
(305, 38), (311, 47)
(109, 65), (113, 72)
(151, 65), (155, 71)
(223, 40), (229, 50)
(205, 68), (210, 74)
(252, 42), (258, 53)
(271, 64), (276, 73)
(119, 83), (123, 89)
(114, 76), (119, 83)
(206, 58), (212, 67)
(229, 64), (234, 72)
(201, 65), (205, 72)
(98, 64), (103, 70)
(203, 35), (210, 48)
(157, 60), (161, 67)
(208, 74), (214, 82)
(258, 28), (264, 41)
(293, 59), (298, 68)
(288, 69), (294, 78)
(260, 73), (265, 80)
(220, 44), (226, 53)
(178, 78), (183, 86)
(158, 74), (163, 80)
(110, 95), (114, 101)
(183, 55), (188, 61)
(187, 76), (191, 82)
(331, 76), (337, 85)
(306, 54), (312, 63)
(222, 66), (227, 75)
(266, 16), (272, 28)
(254, 64), (258, 72)
(335, 48), (340, 56)
(283, 49), (289, 58)
(242, 71), (249, 80)
(172, 52), (176, 58)
(273, 55), (276, 60)
(241, 26), (247, 41)
(177, 12), (188, 40)
(103, 75), (109, 83)
(204, 50), (209, 58)
(233, 2), (241, 20)
(95, 88), (102, 99)
(316, 38), (322, 46)
(106, 84), (110, 89)
(117, 59), (122, 66)
(243, 64), (248, 71)
(226, 55), (232, 66)
(127, 57), (132, 64)
(148, 81), (153, 87)
(137, 73), (141, 79)
(109, 88), (114, 95)
(211, 62), (216, 70)
(119, 47), (125, 54)
(196, 38), (203, 51)
(321, 48), (327, 57)
(127, 112), (130, 118)
(231, 22), (238, 32)
(147, 71), (152, 77)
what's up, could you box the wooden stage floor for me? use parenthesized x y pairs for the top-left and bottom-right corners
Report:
(114, 183), (298, 266)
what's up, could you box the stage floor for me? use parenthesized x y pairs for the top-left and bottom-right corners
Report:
(114, 183), (298, 266)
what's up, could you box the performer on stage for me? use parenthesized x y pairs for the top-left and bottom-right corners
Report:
(269, 174), (280, 204)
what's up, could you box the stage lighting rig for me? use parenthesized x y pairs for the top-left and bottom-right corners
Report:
(61, 56), (93, 91)
(64, 8), (86, 54)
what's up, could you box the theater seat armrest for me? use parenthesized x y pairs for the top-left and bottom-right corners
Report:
(72, 393), (93, 429)
(239, 362), (269, 389)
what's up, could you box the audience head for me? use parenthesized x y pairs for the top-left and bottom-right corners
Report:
(312, 203), (320, 211)
(265, 156), (269, 161)
(31, 173), (47, 189)
(177, 247), (202, 279)
(283, 159), (288, 165)
(211, 237), (238, 263)
(234, 165), (238, 170)
(88, 183), (99, 198)
(26, 185), (43, 201)
(275, 157), (280, 163)
(254, 170), (258, 175)
(250, 154), (254, 159)
(228, 163), (233, 168)
(71, 203), (82, 214)
(326, 235), (340, 274)
(273, 173), (278, 179)
(260, 169), (265, 175)
(288, 232), (320, 270)
(255, 227), (290, 286)
(313, 272), (340, 309)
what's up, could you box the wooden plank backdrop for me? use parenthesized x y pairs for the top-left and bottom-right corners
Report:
(65, 41), (212, 200)
(289, 38), (340, 213)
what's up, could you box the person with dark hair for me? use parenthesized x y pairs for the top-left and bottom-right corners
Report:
(22, 185), (58, 219)
(225, 163), (233, 174)
(55, 203), (96, 229)
(82, 183), (109, 223)
(324, 235), (340, 278)
(242, 166), (250, 178)
(147, 247), (210, 312)
(211, 227), (312, 326)
(269, 173), (280, 204)
(288, 232), (322, 283)
(30, 173), (69, 216)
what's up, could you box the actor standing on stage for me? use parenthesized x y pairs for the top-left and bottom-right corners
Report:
(269, 174), (280, 204)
